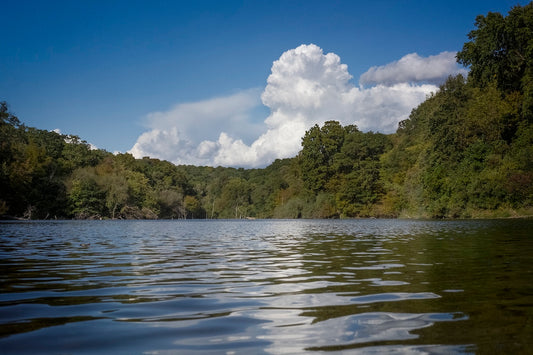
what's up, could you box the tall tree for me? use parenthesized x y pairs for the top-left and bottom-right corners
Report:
(457, 3), (533, 119)
(299, 120), (345, 192)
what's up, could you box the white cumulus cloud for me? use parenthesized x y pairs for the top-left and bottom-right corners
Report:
(359, 51), (467, 86)
(130, 45), (461, 167)
(128, 89), (264, 165)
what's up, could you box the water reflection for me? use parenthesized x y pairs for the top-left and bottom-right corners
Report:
(1, 219), (532, 354)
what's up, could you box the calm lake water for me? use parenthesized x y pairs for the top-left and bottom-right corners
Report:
(0, 219), (532, 354)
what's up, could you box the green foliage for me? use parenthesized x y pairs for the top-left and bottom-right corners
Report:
(68, 169), (106, 219)
(297, 120), (392, 217)
(1, 102), (72, 218)
(216, 178), (252, 218)
(383, 69), (533, 217)
(457, 2), (533, 119)
(299, 121), (343, 192)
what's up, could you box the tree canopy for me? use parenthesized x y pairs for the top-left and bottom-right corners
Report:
(457, 3), (533, 120)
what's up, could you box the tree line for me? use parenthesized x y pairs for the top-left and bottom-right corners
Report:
(1, 3), (532, 219)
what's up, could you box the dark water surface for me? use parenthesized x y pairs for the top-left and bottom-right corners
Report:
(0, 219), (532, 354)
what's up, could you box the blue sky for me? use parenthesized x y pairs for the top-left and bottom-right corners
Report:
(1, 0), (529, 167)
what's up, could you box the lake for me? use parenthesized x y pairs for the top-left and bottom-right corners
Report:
(0, 219), (532, 354)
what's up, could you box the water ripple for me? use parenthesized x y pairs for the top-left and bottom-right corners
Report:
(2, 219), (533, 354)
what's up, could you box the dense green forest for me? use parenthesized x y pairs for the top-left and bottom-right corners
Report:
(1, 3), (532, 220)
